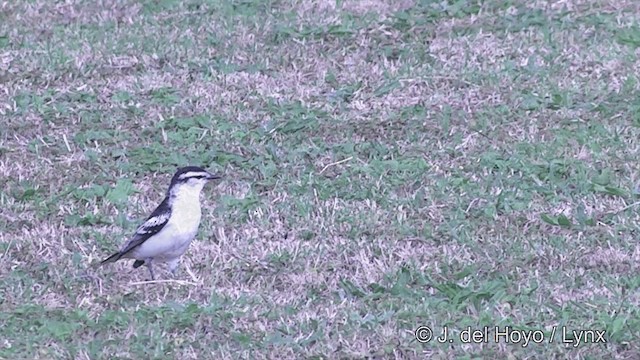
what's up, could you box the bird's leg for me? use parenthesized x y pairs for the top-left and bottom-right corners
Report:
(167, 258), (180, 277)
(145, 259), (155, 280)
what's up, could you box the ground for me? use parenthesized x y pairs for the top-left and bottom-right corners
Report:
(1, 0), (639, 359)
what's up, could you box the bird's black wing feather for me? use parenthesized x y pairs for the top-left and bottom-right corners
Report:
(100, 198), (172, 264)
(119, 197), (172, 254)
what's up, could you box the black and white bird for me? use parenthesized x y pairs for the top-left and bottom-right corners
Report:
(100, 166), (221, 280)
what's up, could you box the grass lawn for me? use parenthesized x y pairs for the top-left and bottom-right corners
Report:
(1, 0), (639, 358)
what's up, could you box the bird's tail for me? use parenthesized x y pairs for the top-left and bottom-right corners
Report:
(100, 252), (122, 265)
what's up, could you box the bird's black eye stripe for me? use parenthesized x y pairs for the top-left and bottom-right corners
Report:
(176, 171), (211, 182)
(181, 175), (206, 180)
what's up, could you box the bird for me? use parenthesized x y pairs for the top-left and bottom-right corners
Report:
(100, 166), (221, 280)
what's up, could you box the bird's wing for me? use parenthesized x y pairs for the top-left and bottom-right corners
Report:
(116, 198), (172, 256)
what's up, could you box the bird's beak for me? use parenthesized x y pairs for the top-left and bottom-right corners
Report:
(206, 172), (222, 180)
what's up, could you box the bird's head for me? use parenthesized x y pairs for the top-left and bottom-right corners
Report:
(168, 166), (221, 198)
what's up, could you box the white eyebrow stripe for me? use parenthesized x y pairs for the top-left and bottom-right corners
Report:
(178, 171), (208, 180)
